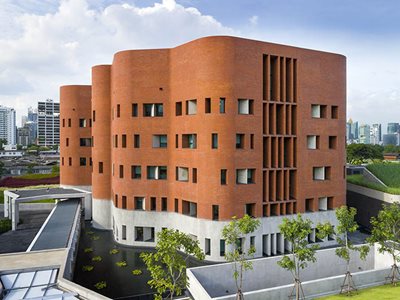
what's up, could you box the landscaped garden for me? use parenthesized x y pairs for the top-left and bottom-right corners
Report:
(319, 284), (400, 299)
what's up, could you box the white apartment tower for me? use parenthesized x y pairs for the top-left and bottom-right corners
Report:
(0, 105), (16, 145)
(37, 99), (60, 146)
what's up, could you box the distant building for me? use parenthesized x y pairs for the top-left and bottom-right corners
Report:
(37, 99), (60, 146)
(346, 118), (358, 143)
(21, 115), (28, 127)
(370, 124), (382, 145)
(387, 122), (399, 134)
(0, 105), (16, 145)
(17, 126), (30, 146)
(27, 107), (38, 143)
(382, 133), (399, 146)
(359, 124), (370, 144)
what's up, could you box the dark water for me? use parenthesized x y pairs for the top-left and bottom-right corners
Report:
(73, 221), (210, 299)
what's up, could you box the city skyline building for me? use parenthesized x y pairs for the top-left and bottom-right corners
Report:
(359, 124), (371, 144)
(0, 105), (17, 146)
(370, 123), (382, 145)
(59, 36), (346, 261)
(37, 99), (60, 146)
(387, 122), (399, 134)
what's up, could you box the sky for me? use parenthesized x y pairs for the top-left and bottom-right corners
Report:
(1, 0), (400, 129)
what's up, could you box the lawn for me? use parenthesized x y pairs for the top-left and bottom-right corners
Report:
(0, 185), (59, 204)
(319, 284), (400, 299)
(17, 173), (59, 180)
(367, 163), (400, 188)
(347, 174), (400, 195)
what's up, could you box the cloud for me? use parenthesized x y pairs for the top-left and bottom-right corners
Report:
(0, 0), (235, 125)
(249, 15), (258, 26)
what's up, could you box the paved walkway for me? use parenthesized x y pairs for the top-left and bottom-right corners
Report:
(0, 210), (51, 254)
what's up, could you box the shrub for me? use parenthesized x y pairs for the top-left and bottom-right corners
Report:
(132, 269), (142, 275)
(91, 235), (100, 241)
(109, 248), (119, 255)
(84, 247), (93, 253)
(0, 219), (12, 234)
(82, 265), (94, 272)
(94, 281), (107, 290)
(92, 256), (102, 262)
(116, 261), (127, 267)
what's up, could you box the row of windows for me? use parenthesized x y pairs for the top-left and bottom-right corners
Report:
(65, 137), (92, 147)
(62, 118), (92, 128)
(110, 98), (258, 119)
(311, 104), (338, 119)
(112, 133), (254, 150)
(61, 156), (92, 167)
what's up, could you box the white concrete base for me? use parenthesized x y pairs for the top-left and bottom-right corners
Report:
(108, 203), (338, 262)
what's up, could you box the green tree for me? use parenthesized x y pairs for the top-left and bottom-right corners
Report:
(346, 144), (383, 164)
(27, 163), (36, 174)
(384, 145), (400, 154)
(320, 206), (369, 294)
(0, 138), (7, 150)
(368, 202), (400, 285)
(52, 165), (60, 174)
(0, 161), (4, 177)
(278, 214), (328, 300)
(222, 215), (260, 299)
(140, 229), (205, 300)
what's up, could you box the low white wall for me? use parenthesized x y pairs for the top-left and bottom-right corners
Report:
(347, 183), (400, 204)
(92, 198), (112, 230)
(188, 244), (389, 299)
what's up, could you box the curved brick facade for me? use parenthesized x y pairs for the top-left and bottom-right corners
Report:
(60, 36), (346, 261)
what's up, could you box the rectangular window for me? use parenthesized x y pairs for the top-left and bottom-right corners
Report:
(236, 169), (255, 184)
(132, 103), (138, 117)
(176, 167), (189, 181)
(134, 134), (140, 148)
(238, 99), (254, 114)
(144, 103), (163, 117)
(62, 119), (65, 127)
(250, 134), (254, 149)
(219, 97), (226, 113)
(80, 138), (91, 147)
(182, 200), (197, 217)
(331, 106), (338, 119)
(307, 135), (320, 149)
(119, 165), (124, 178)
(250, 236), (255, 247)
(68, 118), (71, 127)
(212, 205), (219, 220)
(176, 102), (182, 116)
(147, 166), (167, 180)
(329, 136), (337, 149)
(221, 169), (227, 185)
(80, 157), (86, 166)
(245, 203), (255, 217)
(117, 104), (120, 118)
(311, 104), (327, 118)
(79, 118), (86, 127)
(306, 198), (314, 212)
(99, 162), (103, 174)
(313, 167), (330, 180)
(182, 134), (197, 149)
(93, 110), (96, 122)
(122, 134), (127, 148)
(186, 99), (197, 115)
(205, 238), (211, 255)
(122, 225), (127, 240)
(69, 157), (72, 166)
(205, 98), (211, 113)
(220, 239), (225, 256)
(318, 197), (328, 211)
(134, 197), (145, 210)
(161, 197), (167, 211)
(114, 135), (118, 148)
(122, 196), (127, 209)
(150, 197), (156, 211)
(175, 198), (179, 212)
(131, 165), (141, 179)
(135, 227), (155, 242)
(152, 135), (167, 148)
(192, 168), (197, 183)
(66, 138), (69, 147)
(89, 119), (92, 127)
(236, 134), (245, 149)
(212, 133), (218, 149)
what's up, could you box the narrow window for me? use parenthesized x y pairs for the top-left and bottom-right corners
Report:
(175, 134), (179, 148)
(220, 239), (225, 256)
(61, 157), (64, 166)
(62, 119), (65, 127)
(115, 135), (118, 148)
(134, 134), (140, 148)
(250, 134), (254, 149)
(122, 225), (127, 240)
(132, 103), (138, 117)
(150, 197), (156, 211)
(115, 194), (118, 207)
(192, 168), (197, 183)
(89, 119), (92, 127)
(331, 106), (338, 119)
(69, 157), (72, 166)
(122, 196), (127, 209)
(236, 134), (245, 149)
(329, 136), (337, 149)
(122, 134), (127, 148)
(66, 138), (69, 147)
(161, 197), (168, 211)
(212, 133), (218, 149)
(205, 238), (211, 255)
(221, 169), (227, 185)
(93, 110), (96, 122)
(117, 104), (120, 118)
(219, 98), (226, 113)
(68, 118), (71, 127)
(80, 157), (86, 166)
(99, 162), (103, 174)
(175, 198), (179, 212)
(176, 102), (182, 116)
(79, 118), (86, 127)
(205, 98), (211, 113)
(212, 205), (219, 220)
(119, 165), (124, 178)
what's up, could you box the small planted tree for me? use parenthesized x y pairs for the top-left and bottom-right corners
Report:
(278, 214), (328, 300)
(368, 202), (400, 285)
(140, 229), (205, 300)
(323, 206), (369, 295)
(222, 214), (260, 300)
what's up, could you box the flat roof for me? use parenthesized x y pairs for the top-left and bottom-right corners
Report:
(29, 199), (80, 251)
(9, 188), (83, 199)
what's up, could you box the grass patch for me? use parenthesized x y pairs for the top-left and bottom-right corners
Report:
(0, 219), (12, 234)
(319, 283), (400, 299)
(29, 199), (56, 203)
(16, 173), (58, 180)
(347, 175), (400, 195)
(367, 163), (400, 188)
(0, 185), (59, 204)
